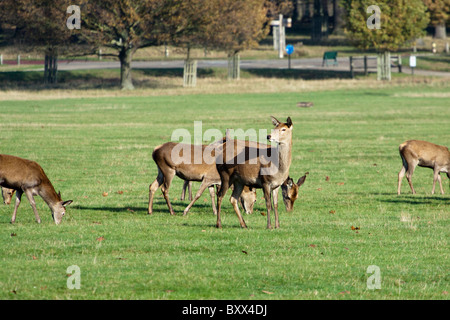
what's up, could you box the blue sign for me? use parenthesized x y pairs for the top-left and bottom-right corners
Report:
(286, 44), (294, 55)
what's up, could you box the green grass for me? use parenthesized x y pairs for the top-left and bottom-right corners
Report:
(0, 84), (449, 300)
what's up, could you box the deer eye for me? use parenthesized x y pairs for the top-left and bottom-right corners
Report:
(282, 128), (286, 132)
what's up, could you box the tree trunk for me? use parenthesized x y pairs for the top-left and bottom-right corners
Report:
(119, 47), (134, 90)
(44, 48), (58, 84)
(434, 23), (446, 39)
(332, 0), (345, 34)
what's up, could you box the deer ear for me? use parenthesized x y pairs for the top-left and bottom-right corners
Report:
(271, 116), (280, 126)
(62, 200), (73, 207)
(286, 117), (292, 127)
(297, 172), (309, 187)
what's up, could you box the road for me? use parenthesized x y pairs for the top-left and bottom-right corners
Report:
(43, 57), (449, 77)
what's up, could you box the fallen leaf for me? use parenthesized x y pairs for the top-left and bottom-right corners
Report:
(10, 233), (17, 237)
(117, 257), (127, 260)
(11, 290), (17, 295)
(329, 210), (336, 214)
(351, 226), (360, 230)
(337, 182), (345, 186)
(96, 236), (105, 242)
(339, 290), (350, 295)
(127, 208), (135, 213)
(317, 188), (322, 191)
(242, 250), (248, 255)
(102, 192), (108, 197)
(262, 290), (274, 295)
(443, 291), (448, 295)
(325, 176), (330, 181)
(308, 244), (317, 248)
(117, 190), (124, 194)
(260, 211), (266, 216)
(32, 255), (38, 260)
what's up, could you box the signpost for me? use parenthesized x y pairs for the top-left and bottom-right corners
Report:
(270, 14), (292, 59)
(409, 55), (416, 76)
(286, 44), (294, 69)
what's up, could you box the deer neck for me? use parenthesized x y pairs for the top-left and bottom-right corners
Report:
(39, 180), (60, 208)
(278, 140), (292, 173)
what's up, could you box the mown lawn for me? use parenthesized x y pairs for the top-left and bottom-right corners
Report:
(0, 83), (448, 300)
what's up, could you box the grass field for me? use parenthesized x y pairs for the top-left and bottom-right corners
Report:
(0, 80), (449, 300)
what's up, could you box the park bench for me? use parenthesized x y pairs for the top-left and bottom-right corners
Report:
(322, 51), (338, 66)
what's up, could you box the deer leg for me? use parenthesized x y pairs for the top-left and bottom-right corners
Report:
(405, 161), (417, 194)
(188, 181), (193, 201)
(272, 187), (280, 228)
(230, 183), (247, 228)
(180, 180), (187, 201)
(398, 166), (406, 195)
(438, 174), (444, 194)
(24, 190), (41, 224)
(161, 169), (176, 215)
(183, 179), (211, 216)
(216, 175), (230, 229)
(433, 170), (444, 195)
(208, 185), (217, 215)
(262, 184), (272, 229)
(148, 168), (164, 215)
(10, 189), (23, 224)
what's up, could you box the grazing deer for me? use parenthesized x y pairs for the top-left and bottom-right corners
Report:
(148, 141), (256, 216)
(215, 116), (294, 229)
(281, 173), (308, 212)
(0, 154), (73, 224)
(2, 187), (15, 205)
(398, 140), (450, 195)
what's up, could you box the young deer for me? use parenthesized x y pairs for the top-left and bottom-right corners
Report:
(281, 173), (308, 212)
(148, 141), (256, 216)
(2, 187), (15, 205)
(215, 116), (294, 229)
(398, 140), (450, 195)
(0, 154), (73, 224)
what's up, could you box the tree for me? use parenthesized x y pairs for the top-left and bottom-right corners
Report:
(342, 0), (429, 80)
(423, 0), (450, 39)
(0, 0), (77, 84)
(79, 0), (171, 90)
(207, 0), (270, 79)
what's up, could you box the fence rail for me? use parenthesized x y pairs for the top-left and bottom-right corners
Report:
(349, 55), (402, 78)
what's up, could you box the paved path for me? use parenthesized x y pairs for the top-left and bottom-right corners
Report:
(28, 57), (450, 77)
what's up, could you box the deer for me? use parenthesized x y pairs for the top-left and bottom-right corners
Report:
(180, 179), (258, 215)
(148, 140), (257, 216)
(0, 154), (73, 224)
(2, 187), (15, 205)
(215, 116), (294, 229)
(281, 173), (308, 212)
(398, 140), (450, 195)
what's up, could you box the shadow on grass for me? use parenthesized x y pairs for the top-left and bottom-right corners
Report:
(377, 195), (450, 205)
(244, 68), (353, 80)
(0, 66), (357, 91)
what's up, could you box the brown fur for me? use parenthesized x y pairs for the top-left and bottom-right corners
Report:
(398, 140), (450, 195)
(0, 154), (72, 224)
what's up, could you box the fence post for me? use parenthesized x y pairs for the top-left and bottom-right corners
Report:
(0, 54), (2, 65)
(397, 55), (402, 73)
(364, 56), (368, 76)
(349, 56), (354, 78)
(17, 54), (20, 65)
(183, 59), (197, 87)
(228, 53), (240, 80)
